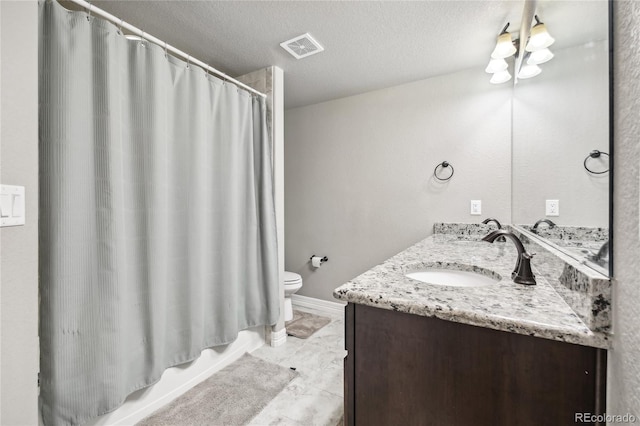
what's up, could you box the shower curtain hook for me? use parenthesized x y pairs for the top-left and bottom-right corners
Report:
(118, 19), (124, 35)
(164, 42), (168, 58)
(186, 56), (190, 69)
(87, 4), (92, 21)
(140, 31), (146, 47)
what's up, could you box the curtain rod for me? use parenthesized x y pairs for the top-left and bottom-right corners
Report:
(65, 0), (267, 99)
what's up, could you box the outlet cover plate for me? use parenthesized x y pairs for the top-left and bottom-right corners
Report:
(470, 200), (482, 216)
(546, 199), (559, 216)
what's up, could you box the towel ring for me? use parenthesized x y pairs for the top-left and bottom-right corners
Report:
(583, 150), (609, 175)
(434, 161), (454, 181)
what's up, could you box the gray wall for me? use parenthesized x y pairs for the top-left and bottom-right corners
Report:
(0, 1), (40, 424)
(512, 40), (609, 227)
(609, 0), (640, 414)
(284, 68), (512, 301)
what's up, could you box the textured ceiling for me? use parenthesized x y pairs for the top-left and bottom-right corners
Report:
(91, 0), (608, 109)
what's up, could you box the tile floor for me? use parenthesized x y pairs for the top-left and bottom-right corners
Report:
(249, 306), (346, 426)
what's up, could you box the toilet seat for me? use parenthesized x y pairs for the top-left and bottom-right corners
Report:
(284, 271), (302, 285)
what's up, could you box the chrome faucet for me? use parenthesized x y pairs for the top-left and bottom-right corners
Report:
(482, 230), (536, 285)
(531, 219), (556, 234)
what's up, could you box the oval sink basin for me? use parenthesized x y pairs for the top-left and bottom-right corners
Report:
(405, 268), (499, 288)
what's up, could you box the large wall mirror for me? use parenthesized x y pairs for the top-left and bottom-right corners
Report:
(511, 0), (612, 276)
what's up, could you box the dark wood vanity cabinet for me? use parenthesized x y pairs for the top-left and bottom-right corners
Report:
(343, 303), (606, 426)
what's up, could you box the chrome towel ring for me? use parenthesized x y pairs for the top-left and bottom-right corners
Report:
(583, 150), (609, 175)
(434, 161), (454, 181)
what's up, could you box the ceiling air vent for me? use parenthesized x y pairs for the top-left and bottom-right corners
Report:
(280, 33), (324, 59)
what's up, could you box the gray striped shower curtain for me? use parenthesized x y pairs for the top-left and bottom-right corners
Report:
(38, 1), (279, 424)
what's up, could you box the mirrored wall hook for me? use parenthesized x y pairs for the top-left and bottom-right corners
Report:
(583, 150), (609, 174)
(434, 161), (454, 181)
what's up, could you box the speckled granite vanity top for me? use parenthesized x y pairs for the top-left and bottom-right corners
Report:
(333, 229), (610, 349)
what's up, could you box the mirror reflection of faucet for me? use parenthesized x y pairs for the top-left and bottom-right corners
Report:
(482, 218), (505, 241)
(532, 219), (556, 234)
(587, 240), (610, 267)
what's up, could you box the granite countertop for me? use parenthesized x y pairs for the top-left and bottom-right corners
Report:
(333, 234), (610, 349)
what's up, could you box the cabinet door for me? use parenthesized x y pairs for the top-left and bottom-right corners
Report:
(344, 303), (355, 426)
(349, 304), (606, 426)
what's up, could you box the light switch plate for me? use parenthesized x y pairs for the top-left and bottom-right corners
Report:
(470, 200), (482, 216)
(0, 185), (25, 227)
(546, 199), (559, 217)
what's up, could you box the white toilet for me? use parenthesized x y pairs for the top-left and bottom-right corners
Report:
(283, 271), (303, 321)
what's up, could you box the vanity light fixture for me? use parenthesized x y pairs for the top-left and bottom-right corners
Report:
(488, 15), (555, 85)
(527, 48), (554, 65)
(525, 15), (555, 52)
(490, 70), (512, 84)
(485, 58), (509, 73)
(490, 23), (517, 59)
(517, 63), (542, 79)
(487, 23), (515, 84)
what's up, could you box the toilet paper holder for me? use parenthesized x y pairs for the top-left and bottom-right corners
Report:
(310, 255), (328, 264)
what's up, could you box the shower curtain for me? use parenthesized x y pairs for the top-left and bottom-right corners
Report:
(38, 1), (279, 425)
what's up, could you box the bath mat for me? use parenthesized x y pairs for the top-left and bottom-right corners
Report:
(136, 353), (297, 426)
(285, 309), (332, 339)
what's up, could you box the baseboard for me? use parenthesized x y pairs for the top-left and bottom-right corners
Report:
(269, 327), (287, 347)
(291, 294), (346, 315)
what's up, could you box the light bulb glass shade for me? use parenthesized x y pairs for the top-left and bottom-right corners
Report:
(518, 64), (542, 79)
(490, 70), (512, 84)
(491, 33), (517, 59)
(485, 58), (509, 73)
(525, 23), (555, 51)
(527, 48), (554, 65)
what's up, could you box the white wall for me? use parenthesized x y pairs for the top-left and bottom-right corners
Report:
(512, 40), (609, 226)
(284, 68), (512, 301)
(0, 1), (40, 424)
(608, 0), (640, 415)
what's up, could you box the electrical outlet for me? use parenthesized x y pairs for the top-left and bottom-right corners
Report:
(546, 199), (559, 216)
(470, 200), (482, 216)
